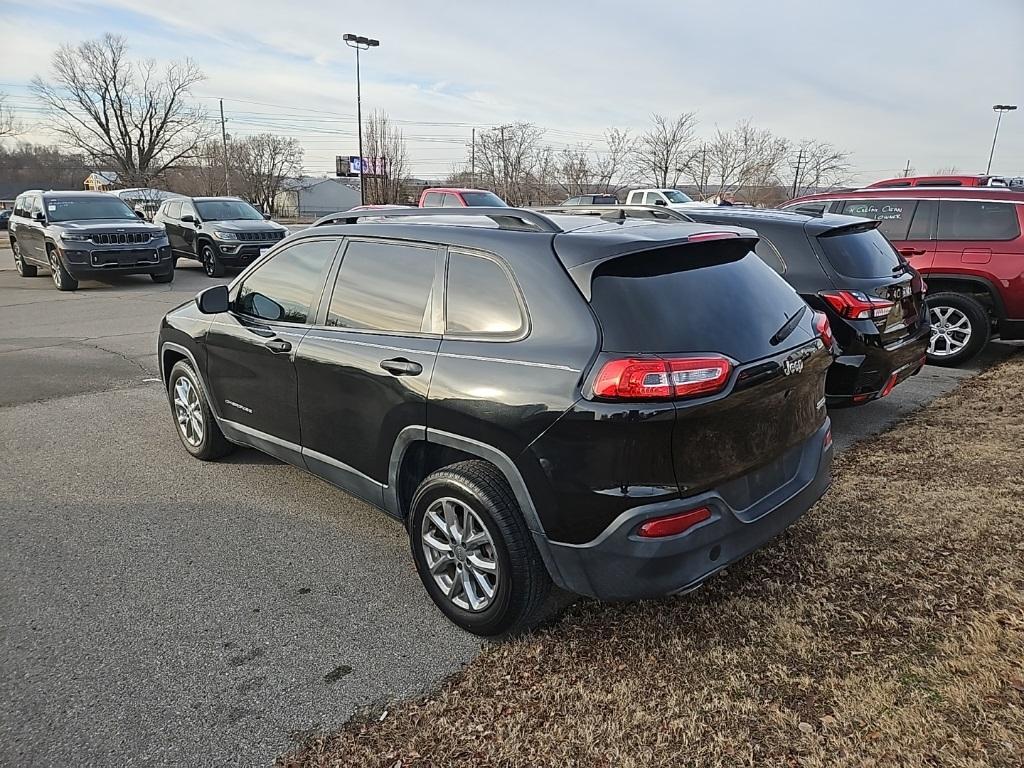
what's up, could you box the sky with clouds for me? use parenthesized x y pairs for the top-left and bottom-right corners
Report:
(3, 0), (1022, 184)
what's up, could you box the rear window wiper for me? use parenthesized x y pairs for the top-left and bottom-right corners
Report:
(770, 305), (806, 346)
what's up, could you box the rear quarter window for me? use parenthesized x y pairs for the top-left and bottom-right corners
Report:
(936, 201), (1021, 241)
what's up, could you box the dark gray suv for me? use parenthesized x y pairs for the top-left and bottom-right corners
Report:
(8, 190), (173, 291)
(153, 196), (289, 277)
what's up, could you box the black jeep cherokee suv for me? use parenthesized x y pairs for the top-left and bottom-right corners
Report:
(158, 207), (834, 636)
(679, 206), (930, 405)
(153, 196), (289, 277)
(9, 190), (173, 290)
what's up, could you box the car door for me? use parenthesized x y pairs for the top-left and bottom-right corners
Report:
(23, 195), (47, 263)
(180, 200), (200, 255)
(205, 238), (339, 463)
(293, 237), (443, 508)
(162, 200), (183, 252)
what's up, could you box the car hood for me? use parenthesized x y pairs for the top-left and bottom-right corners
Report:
(202, 220), (287, 233)
(53, 218), (163, 234)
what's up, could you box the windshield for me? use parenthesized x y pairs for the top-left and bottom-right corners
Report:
(662, 190), (692, 204)
(817, 226), (903, 279)
(459, 191), (508, 207)
(195, 199), (264, 221)
(46, 197), (137, 222)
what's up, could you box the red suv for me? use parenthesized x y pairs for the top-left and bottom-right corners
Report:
(783, 187), (1024, 365)
(418, 188), (508, 208)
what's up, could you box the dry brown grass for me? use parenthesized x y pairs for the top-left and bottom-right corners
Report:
(280, 355), (1024, 768)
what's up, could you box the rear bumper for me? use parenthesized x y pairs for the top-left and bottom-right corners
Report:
(536, 419), (833, 600)
(826, 323), (929, 404)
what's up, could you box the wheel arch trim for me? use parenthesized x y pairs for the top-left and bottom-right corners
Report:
(159, 341), (223, 421)
(924, 274), (1006, 319)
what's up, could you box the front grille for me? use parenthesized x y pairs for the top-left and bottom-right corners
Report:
(236, 230), (285, 242)
(89, 232), (153, 245)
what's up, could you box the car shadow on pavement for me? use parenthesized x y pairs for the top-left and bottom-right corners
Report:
(220, 447), (282, 466)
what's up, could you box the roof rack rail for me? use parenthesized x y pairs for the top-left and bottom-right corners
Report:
(312, 206), (563, 233)
(532, 204), (693, 223)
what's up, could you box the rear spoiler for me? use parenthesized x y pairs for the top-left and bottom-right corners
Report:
(817, 219), (882, 238)
(567, 235), (760, 301)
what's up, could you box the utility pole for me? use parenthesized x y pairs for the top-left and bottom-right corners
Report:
(499, 124), (507, 201)
(791, 146), (804, 198)
(219, 99), (231, 195)
(471, 127), (476, 187)
(987, 104), (1018, 175)
(902, 159), (912, 177)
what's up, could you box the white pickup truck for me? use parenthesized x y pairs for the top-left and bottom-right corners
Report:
(625, 188), (706, 209)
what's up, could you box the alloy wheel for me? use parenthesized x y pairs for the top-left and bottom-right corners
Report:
(928, 305), (972, 358)
(48, 249), (62, 289)
(173, 375), (204, 447)
(421, 496), (500, 612)
(203, 247), (216, 277)
(12, 241), (23, 271)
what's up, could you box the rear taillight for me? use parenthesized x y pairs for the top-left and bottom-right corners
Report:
(637, 506), (712, 538)
(813, 311), (834, 349)
(820, 290), (894, 320)
(592, 356), (732, 401)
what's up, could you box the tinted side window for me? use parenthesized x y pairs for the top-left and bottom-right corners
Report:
(643, 192), (658, 205)
(442, 194), (463, 208)
(326, 240), (436, 333)
(13, 196), (25, 218)
(753, 238), (786, 275)
(937, 201), (1020, 241)
(564, 197), (580, 205)
(422, 192), (443, 207)
(446, 251), (524, 336)
(840, 199), (916, 240)
(166, 201), (182, 219)
(30, 197), (44, 218)
(181, 201), (197, 220)
(235, 239), (337, 323)
(907, 200), (938, 239)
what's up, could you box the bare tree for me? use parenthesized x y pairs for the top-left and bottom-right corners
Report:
(0, 93), (22, 139)
(790, 139), (851, 197)
(361, 110), (411, 205)
(0, 142), (89, 189)
(472, 123), (553, 204)
(163, 139), (231, 197)
(633, 113), (698, 188)
(684, 121), (790, 203)
(554, 129), (636, 198)
(31, 34), (208, 186)
(231, 133), (303, 213)
(932, 165), (962, 175)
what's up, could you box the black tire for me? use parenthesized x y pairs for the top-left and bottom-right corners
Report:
(167, 360), (234, 461)
(151, 269), (174, 284)
(409, 460), (557, 638)
(925, 292), (990, 367)
(201, 242), (225, 277)
(47, 245), (78, 292)
(12, 239), (38, 277)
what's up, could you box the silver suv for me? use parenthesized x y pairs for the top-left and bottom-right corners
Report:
(8, 190), (173, 291)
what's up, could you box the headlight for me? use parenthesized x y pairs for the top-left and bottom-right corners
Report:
(213, 230), (238, 241)
(60, 233), (91, 241)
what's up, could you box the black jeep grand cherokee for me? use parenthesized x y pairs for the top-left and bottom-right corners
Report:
(153, 196), (288, 277)
(158, 207), (834, 636)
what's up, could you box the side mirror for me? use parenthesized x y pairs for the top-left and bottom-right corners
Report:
(195, 284), (229, 314)
(135, 209), (146, 219)
(654, 199), (667, 206)
(33, 211), (46, 222)
(181, 214), (196, 224)
(263, 213), (272, 220)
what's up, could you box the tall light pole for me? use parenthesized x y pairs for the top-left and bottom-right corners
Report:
(986, 104), (1017, 175)
(343, 33), (379, 205)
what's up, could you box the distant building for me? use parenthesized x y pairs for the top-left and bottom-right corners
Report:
(274, 177), (361, 218)
(84, 171), (120, 191)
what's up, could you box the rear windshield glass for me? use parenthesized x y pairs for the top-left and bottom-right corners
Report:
(589, 243), (806, 361)
(817, 227), (902, 278)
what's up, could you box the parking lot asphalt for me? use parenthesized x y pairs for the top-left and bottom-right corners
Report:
(0, 252), (1018, 765)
